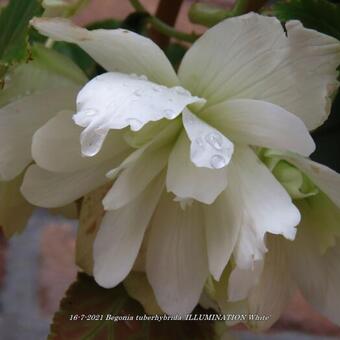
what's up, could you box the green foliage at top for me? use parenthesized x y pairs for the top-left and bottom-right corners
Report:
(274, 0), (340, 41)
(0, 0), (43, 78)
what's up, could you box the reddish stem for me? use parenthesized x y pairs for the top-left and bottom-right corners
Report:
(149, 0), (184, 49)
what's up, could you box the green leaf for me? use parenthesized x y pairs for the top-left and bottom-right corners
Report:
(86, 19), (120, 30)
(120, 12), (149, 34)
(52, 41), (99, 79)
(273, 0), (340, 41)
(49, 273), (216, 339)
(49, 273), (143, 339)
(166, 43), (187, 69)
(0, 0), (43, 77)
(0, 44), (86, 107)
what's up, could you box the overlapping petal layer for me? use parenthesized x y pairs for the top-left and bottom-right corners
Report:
(93, 174), (164, 288)
(74, 72), (204, 156)
(0, 88), (78, 181)
(179, 13), (340, 130)
(31, 17), (179, 86)
(146, 193), (209, 316)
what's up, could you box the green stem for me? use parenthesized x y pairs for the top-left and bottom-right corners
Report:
(189, 0), (268, 27)
(130, 0), (145, 12)
(149, 16), (198, 43)
(130, 0), (198, 43)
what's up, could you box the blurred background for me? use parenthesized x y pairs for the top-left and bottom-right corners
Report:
(0, 0), (340, 339)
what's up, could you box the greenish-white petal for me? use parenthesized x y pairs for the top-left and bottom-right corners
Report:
(146, 193), (208, 316)
(0, 44), (86, 107)
(32, 110), (130, 173)
(285, 204), (340, 326)
(231, 146), (300, 269)
(287, 156), (340, 208)
(228, 261), (263, 302)
(179, 13), (340, 130)
(21, 158), (121, 208)
(203, 99), (315, 156)
(93, 174), (164, 288)
(295, 194), (340, 254)
(203, 189), (241, 281)
(246, 236), (296, 330)
(31, 17), (179, 86)
(103, 120), (180, 209)
(0, 87), (78, 181)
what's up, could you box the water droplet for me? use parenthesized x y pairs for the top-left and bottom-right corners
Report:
(134, 89), (142, 97)
(95, 126), (107, 136)
(185, 114), (195, 125)
(210, 155), (226, 169)
(83, 109), (97, 117)
(205, 132), (223, 150)
(128, 118), (143, 131)
(163, 109), (175, 119)
(173, 86), (190, 96)
(194, 137), (204, 148)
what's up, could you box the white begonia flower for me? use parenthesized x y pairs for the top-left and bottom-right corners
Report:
(26, 13), (340, 315)
(0, 45), (87, 237)
(220, 153), (340, 330)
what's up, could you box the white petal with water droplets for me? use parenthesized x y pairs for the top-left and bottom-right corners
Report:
(74, 72), (205, 157)
(166, 132), (228, 204)
(182, 109), (234, 169)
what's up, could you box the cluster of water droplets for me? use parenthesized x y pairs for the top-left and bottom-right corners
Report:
(192, 129), (232, 169)
(130, 73), (148, 81)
